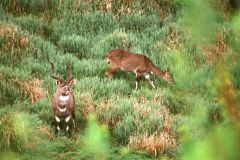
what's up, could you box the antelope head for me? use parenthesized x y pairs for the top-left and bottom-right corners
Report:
(162, 71), (173, 85)
(50, 62), (75, 95)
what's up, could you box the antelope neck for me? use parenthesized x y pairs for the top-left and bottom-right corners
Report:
(59, 95), (69, 101)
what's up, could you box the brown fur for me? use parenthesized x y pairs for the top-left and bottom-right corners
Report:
(105, 49), (173, 89)
(50, 62), (77, 137)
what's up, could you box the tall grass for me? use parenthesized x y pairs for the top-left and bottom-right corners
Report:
(0, 111), (42, 152)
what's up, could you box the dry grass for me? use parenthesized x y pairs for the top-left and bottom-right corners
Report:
(154, 26), (180, 51)
(129, 96), (177, 156)
(35, 126), (54, 141)
(132, 100), (173, 133)
(79, 95), (97, 118)
(3, 0), (56, 14)
(97, 99), (122, 129)
(201, 31), (228, 63)
(0, 22), (29, 54)
(23, 79), (45, 104)
(24, 126), (54, 150)
(129, 131), (177, 156)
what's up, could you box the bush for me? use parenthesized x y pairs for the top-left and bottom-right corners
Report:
(30, 36), (57, 62)
(169, 50), (213, 90)
(77, 76), (132, 99)
(0, 111), (41, 152)
(0, 66), (30, 105)
(120, 14), (162, 33)
(13, 16), (53, 38)
(91, 30), (137, 58)
(74, 59), (106, 78)
(96, 94), (178, 155)
(76, 12), (118, 36)
(57, 35), (90, 58)
(0, 22), (29, 63)
(0, 0), (59, 15)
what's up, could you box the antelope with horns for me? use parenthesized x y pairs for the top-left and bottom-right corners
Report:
(50, 62), (77, 137)
(105, 49), (173, 89)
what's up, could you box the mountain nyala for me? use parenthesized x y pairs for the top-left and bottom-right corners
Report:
(105, 49), (173, 89)
(50, 62), (77, 138)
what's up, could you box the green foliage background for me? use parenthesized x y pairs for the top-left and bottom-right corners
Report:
(0, 0), (239, 159)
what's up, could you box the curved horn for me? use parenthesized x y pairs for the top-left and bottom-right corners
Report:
(67, 63), (73, 80)
(50, 61), (63, 81)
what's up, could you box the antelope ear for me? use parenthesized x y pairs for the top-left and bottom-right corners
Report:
(69, 79), (76, 85)
(56, 80), (61, 86)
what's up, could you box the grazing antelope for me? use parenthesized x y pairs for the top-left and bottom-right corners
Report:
(50, 62), (77, 137)
(105, 49), (173, 89)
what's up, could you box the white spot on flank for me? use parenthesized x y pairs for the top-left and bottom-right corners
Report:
(57, 126), (60, 131)
(65, 115), (71, 122)
(55, 116), (60, 122)
(66, 126), (69, 131)
(57, 106), (67, 112)
(59, 95), (69, 101)
(151, 71), (153, 74)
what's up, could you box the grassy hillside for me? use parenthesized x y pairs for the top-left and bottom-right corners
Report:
(0, 0), (240, 159)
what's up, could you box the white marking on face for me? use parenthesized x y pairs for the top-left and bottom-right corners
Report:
(57, 126), (60, 131)
(55, 116), (60, 122)
(57, 106), (67, 112)
(59, 95), (69, 101)
(65, 115), (71, 123)
(144, 74), (150, 79)
(66, 126), (69, 131)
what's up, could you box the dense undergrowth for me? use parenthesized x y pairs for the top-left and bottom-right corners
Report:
(0, 0), (240, 159)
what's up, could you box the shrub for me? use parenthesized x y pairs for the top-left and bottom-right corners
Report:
(29, 98), (52, 124)
(82, 114), (109, 160)
(74, 59), (107, 78)
(77, 77), (132, 99)
(120, 14), (161, 33)
(76, 12), (118, 36)
(0, 111), (41, 152)
(95, 94), (178, 155)
(0, 0), (59, 15)
(169, 50), (213, 90)
(91, 30), (137, 58)
(13, 15), (53, 38)
(30, 36), (57, 62)
(0, 22), (29, 63)
(57, 35), (90, 58)
(0, 67), (30, 105)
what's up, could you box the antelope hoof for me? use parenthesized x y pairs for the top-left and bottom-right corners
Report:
(65, 126), (71, 138)
(55, 127), (60, 137)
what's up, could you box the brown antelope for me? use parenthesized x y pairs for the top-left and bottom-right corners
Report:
(105, 49), (173, 89)
(50, 62), (77, 137)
